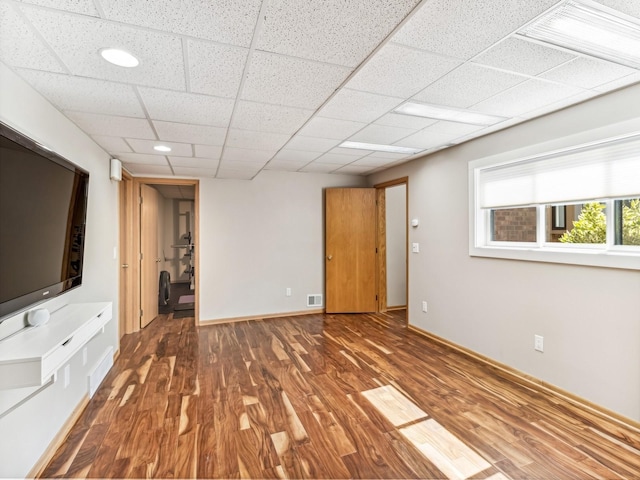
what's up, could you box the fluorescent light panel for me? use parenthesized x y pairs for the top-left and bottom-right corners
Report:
(339, 141), (423, 154)
(394, 102), (507, 126)
(518, 0), (640, 69)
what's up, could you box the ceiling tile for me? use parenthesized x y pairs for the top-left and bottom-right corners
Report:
(0, 2), (65, 72)
(226, 129), (290, 151)
(593, 71), (640, 92)
(593, 0), (640, 18)
(216, 169), (256, 180)
(348, 124), (416, 144)
(313, 153), (356, 165)
(334, 165), (373, 175)
(98, 0), (262, 47)
(328, 147), (372, 158)
(195, 145), (223, 159)
(264, 159), (309, 171)
(285, 135), (340, 153)
(139, 88), (234, 127)
(396, 129), (457, 150)
(172, 166), (218, 177)
(299, 163), (339, 173)
(374, 113), (438, 130)
(126, 139), (193, 156)
(187, 40), (248, 98)
(351, 156), (403, 167)
(271, 150), (320, 163)
(412, 63), (528, 109)
(540, 57), (638, 90)
(319, 89), (403, 123)
(232, 101), (314, 134)
(368, 151), (411, 160)
(474, 37), (575, 76)
(473, 79), (586, 118)
(91, 135), (132, 153)
(22, 6), (186, 90)
(347, 43), (461, 98)
(241, 51), (351, 109)
(124, 163), (173, 175)
(153, 121), (227, 145)
(297, 117), (366, 140)
(424, 121), (486, 137)
(116, 153), (170, 165)
(222, 147), (276, 163)
(21, 0), (99, 16)
(168, 157), (219, 169)
(393, 0), (559, 60)
(257, 0), (421, 67)
(18, 69), (145, 117)
(66, 111), (155, 138)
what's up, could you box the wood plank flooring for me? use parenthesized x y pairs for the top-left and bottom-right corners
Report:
(41, 311), (640, 479)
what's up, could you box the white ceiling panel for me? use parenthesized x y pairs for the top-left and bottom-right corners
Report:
(226, 129), (289, 151)
(222, 147), (276, 163)
(271, 149), (320, 163)
(264, 160), (309, 172)
(168, 157), (219, 169)
(22, 6), (186, 90)
(98, 0), (262, 47)
(257, 0), (421, 67)
(153, 121), (227, 146)
(285, 135), (340, 153)
(474, 37), (576, 76)
(66, 111), (155, 138)
(412, 63), (528, 109)
(397, 129), (458, 150)
(171, 166), (218, 177)
(91, 135), (132, 153)
(347, 43), (461, 98)
(393, 0), (560, 60)
(300, 163), (339, 173)
(594, 0), (640, 17)
(473, 79), (586, 118)
(328, 147), (373, 158)
(194, 145), (223, 160)
(368, 151), (411, 160)
(21, 0), (99, 16)
(126, 139), (193, 157)
(348, 124), (416, 144)
(540, 57), (637, 90)
(319, 89), (404, 123)
(334, 165), (375, 174)
(594, 71), (640, 92)
(297, 117), (367, 140)
(231, 101), (314, 134)
(313, 153), (357, 165)
(116, 153), (170, 165)
(374, 113), (438, 130)
(241, 51), (351, 109)
(0, 2), (65, 72)
(351, 156), (402, 167)
(187, 40), (248, 98)
(18, 69), (145, 117)
(139, 88), (234, 127)
(216, 169), (256, 180)
(424, 121), (486, 137)
(124, 163), (173, 175)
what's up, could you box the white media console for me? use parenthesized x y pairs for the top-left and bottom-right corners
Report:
(0, 302), (112, 390)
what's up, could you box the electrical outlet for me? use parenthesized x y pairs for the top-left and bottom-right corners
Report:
(412, 243), (420, 253)
(534, 335), (544, 352)
(422, 301), (428, 312)
(286, 287), (291, 297)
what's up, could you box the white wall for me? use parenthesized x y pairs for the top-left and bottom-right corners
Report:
(386, 184), (407, 307)
(0, 64), (119, 478)
(199, 171), (367, 320)
(369, 83), (640, 423)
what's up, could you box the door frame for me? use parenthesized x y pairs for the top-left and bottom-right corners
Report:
(119, 176), (200, 334)
(118, 171), (135, 336)
(374, 177), (409, 319)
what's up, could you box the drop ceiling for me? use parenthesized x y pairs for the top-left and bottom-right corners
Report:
(1, 0), (639, 180)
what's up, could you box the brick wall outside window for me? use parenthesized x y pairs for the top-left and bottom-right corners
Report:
(492, 207), (537, 242)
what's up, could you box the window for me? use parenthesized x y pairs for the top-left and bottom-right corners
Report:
(470, 133), (640, 270)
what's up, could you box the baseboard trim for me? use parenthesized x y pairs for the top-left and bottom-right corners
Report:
(408, 324), (640, 431)
(386, 305), (407, 311)
(199, 309), (325, 325)
(27, 394), (90, 479)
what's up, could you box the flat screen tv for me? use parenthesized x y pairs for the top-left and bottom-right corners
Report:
(0, 121), (89, 321)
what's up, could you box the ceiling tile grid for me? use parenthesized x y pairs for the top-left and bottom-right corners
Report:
(1, 0), (639, 179)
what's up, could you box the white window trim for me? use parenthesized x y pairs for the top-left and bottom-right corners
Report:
(469, 136), (640, 271)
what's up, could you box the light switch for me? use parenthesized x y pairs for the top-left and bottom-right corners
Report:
(412, 243), (420, 253)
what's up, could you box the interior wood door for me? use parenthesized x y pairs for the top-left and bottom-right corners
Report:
(119, 173), (134, 336)
(140, 184), (160, 328)
(325, 188), (377, 313)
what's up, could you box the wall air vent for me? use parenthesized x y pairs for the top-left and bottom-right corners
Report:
(307, 294), (323, 307)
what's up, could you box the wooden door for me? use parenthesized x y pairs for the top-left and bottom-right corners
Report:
(325, 188), (377, 313)
(140, 184), (160, 328)
(119, 173), (134, 336)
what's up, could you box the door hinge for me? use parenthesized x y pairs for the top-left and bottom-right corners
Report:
(140, 252), (143, 260)
(139, 196), (143, 204)
(140, 309), (143, 317)
(376, 295), (378, 301)
(376, 247), (378, 253)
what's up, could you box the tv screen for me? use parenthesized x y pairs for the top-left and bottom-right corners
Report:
(0, 122), (89, 321)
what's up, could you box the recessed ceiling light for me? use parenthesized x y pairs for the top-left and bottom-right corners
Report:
(394, 102), (508, 126)
(153, 145), (172, 152)
(99, 48), (139, 68)
(518, 0), (640, 69)
(339, 141), (423, 155)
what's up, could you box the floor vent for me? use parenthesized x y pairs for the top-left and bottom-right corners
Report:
(88, 346), (113, 398)
(307, 294), (323, 307)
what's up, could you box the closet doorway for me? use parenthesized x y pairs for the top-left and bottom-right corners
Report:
(119, 177), (199, 334)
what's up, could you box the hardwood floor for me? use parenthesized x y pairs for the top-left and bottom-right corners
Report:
(41, 311), (640, 479)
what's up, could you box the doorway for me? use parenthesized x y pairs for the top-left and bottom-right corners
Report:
(119, 177), (199, 335)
